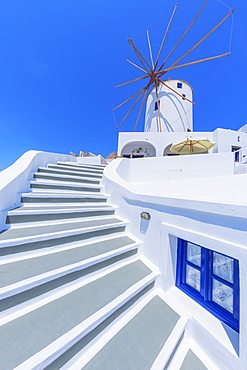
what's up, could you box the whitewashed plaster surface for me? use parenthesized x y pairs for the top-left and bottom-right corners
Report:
(103, 155), (247, 370)
(144, 79), (193, 133)
(0, 150), (76, 229)
(118, 131), (214, 157)
(213, 128), (247, 159)
(118, 127), (247, 162)
(1, 148), (247, 368)
(116, 152), (234, 184)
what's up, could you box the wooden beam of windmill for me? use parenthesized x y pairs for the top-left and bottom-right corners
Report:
(168, 8), (235, 71)
(159, 80), (197, 105)
(158, 0), (209, 71)
(134, 89), (149, 131)
(112, 86), (147, 111)
(127, 38), (152, 72)
(156, 52), (230, 78)
(116, 89), (145, 129)
(154, 3), (178, 70)
(126, 59), (148, 74)
(115, 74), (149, 88)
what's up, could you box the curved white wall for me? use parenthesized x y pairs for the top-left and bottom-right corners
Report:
(0, 150), (76, 229)
(103, 156), (247, 370)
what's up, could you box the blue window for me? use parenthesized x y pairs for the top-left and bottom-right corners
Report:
(231, 146), (241, 162)
(154, 100), (160, 111)
(176, 238), (239, 331)
(182, 94), (186, 100)
(177, 82), (182, 88)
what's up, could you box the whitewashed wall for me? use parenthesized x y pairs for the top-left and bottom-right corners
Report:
(0, 150), (76, 229)
(118, 131), (214, 157)
(213, 128), (247, 163)
(103, 156), (247, 370)
(118, 129), (247, 163)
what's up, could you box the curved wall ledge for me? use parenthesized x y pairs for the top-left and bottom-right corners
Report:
(0, 150), (76, 229)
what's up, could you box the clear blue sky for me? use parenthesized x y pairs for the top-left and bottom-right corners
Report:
(0, 0), (246, 169)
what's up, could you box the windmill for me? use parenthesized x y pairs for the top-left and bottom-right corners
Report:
(113, 0), (235, 132)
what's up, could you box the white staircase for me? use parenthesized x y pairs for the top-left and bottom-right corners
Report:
(0, 161), (184, 369)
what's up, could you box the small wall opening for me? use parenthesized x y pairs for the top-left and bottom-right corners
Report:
(121, 141), (156, 158)
(231, 146), (241, 162)
(163, 143), (178, 156)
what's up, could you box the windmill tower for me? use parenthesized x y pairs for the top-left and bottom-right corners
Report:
(144, 79), (193, 132)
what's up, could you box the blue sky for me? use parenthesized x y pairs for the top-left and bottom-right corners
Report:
(0, 0), (245, 169)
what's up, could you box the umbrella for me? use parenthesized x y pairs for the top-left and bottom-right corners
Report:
(170, 138), (215, 155)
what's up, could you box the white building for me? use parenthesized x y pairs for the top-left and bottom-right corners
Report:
(118, 127), (247, 164)
(0, 80), (246, 368)
(118, 79), (247, 167)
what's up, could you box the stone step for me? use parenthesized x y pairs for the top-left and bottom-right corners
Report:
(0, 234), (137, 291)
(30, 181), (102, 193)
(33, 172), (101, 185)
(0, 160), (164, 370)
(9, 203), (115, 211)
(21, 192), (108, 203)
(0, 260), (155, 370)
(77, 295), (181, 370)
(0, 235), (139, 308)
(37, 167), (103, 179)
(57, 162), (106, 171)
(6, 205), (116, 224)
(0, 225), (126, 257)
(48, 164), (104, 175)
(0, 217), (127, 252)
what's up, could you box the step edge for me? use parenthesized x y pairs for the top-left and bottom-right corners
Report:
(11, 202), (116, 209)
(66, 288), (159, 369)
(7, 213), (116, 228)
(33, 171), (102, 179)
(7, 206), (116, 216)
(32, 178), (101, 185)
(13, 272), (157, 370)
(0, 255), (144, 326)
(68, 291), (184, 370)
(33, 171), (103, 178)
(0, 221), (127, 248)
(0, 234), (137, 265)
(47, 164), (104, 174)
(37, 168), (103, 178)
(0, 243), (139, 301)
(150, 316), (187, 370)
(29, 189), (102, 194)
(54, 162), (105, 170)
(30, 180), (103, 188)
(7, 215), (124, 230)
(56, 161), (106, 168)
(20, 192), (109, 198)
